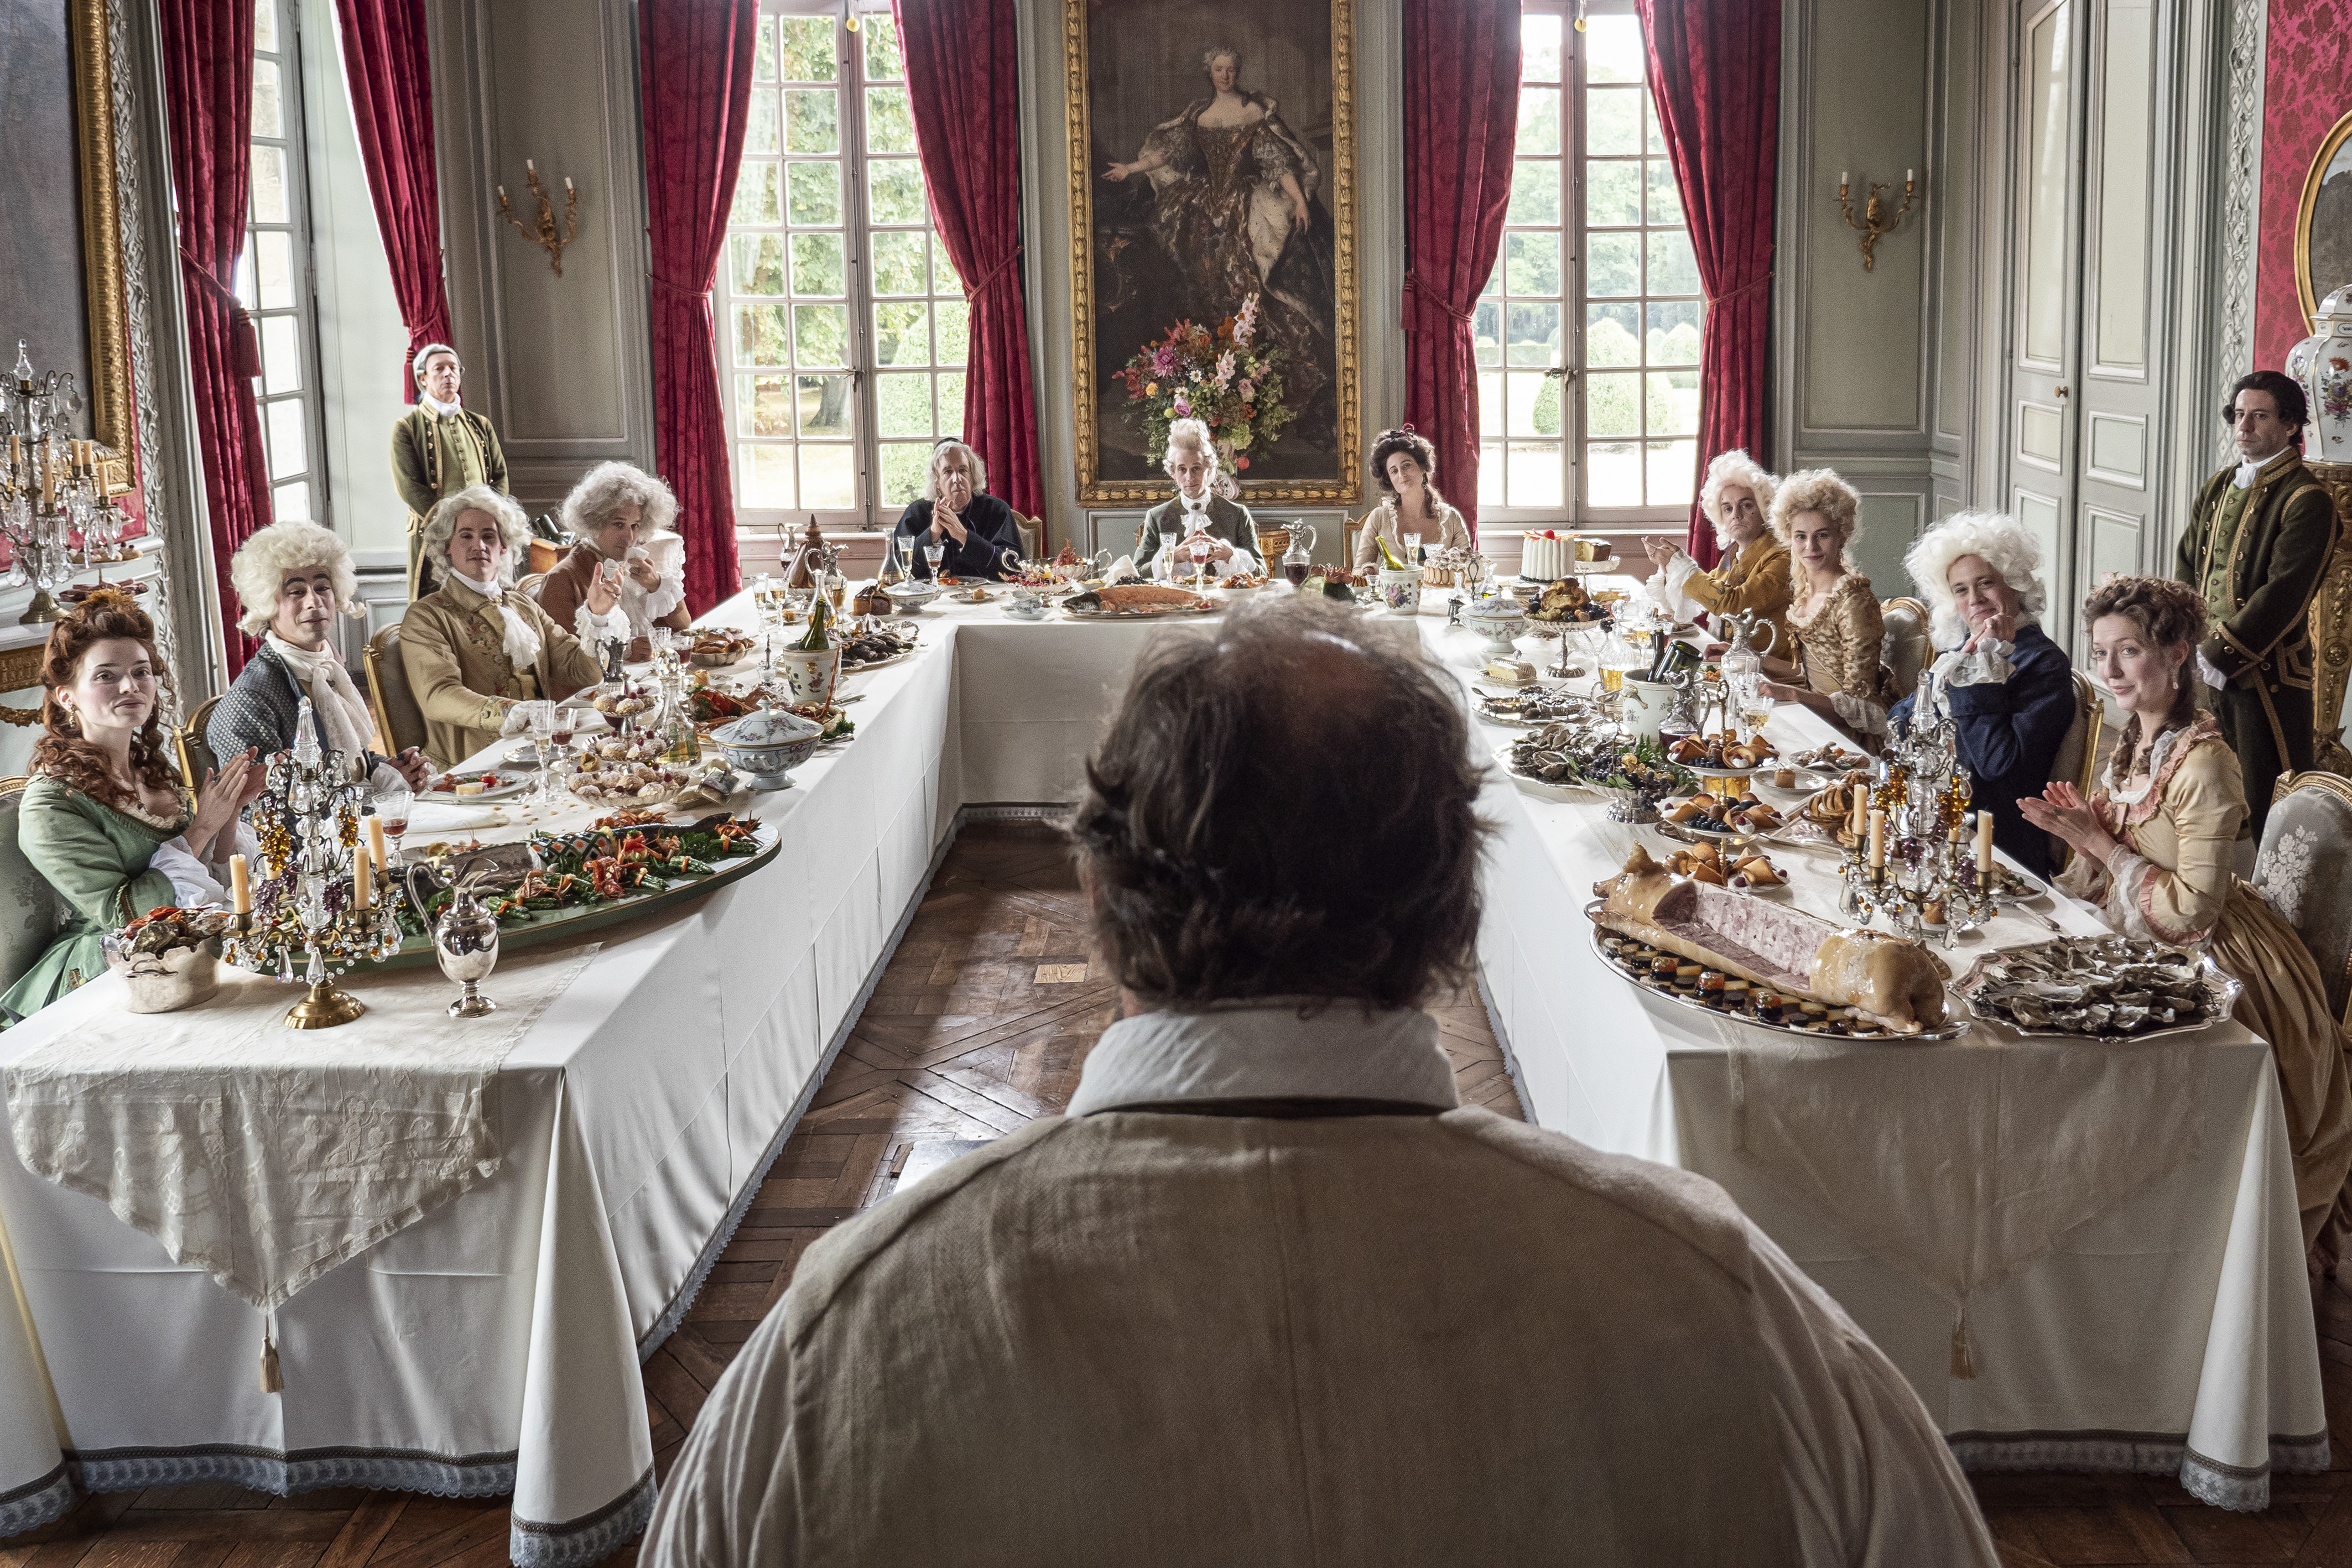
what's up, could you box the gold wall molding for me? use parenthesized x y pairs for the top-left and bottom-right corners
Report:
(67, 0), (134, 494)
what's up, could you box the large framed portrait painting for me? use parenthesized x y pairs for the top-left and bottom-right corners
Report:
(1064, 0), (1359, 504)
(2302, 111), (2352, 325)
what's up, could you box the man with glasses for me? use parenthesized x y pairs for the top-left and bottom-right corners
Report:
(2175, 370), (2340, 841)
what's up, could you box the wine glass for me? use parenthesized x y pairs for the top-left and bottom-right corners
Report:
(923, 543), (946, 582)
(1189, 532), (1211, 586)
(375, 782), (413, 868)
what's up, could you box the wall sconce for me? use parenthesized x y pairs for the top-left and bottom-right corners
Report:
(1836, 169), (1919, 273)
(496, 160), (581, 277)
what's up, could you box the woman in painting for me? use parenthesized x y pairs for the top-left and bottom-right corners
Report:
(1102, 42), (1335, 421)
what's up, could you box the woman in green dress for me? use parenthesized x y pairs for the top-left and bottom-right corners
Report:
(1, 592), (263, 1022)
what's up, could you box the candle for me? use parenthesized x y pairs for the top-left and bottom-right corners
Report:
(1841, 170), (1849, 186)
(355, 850), (372, 911)
(367, 815), (387, 870)
(497, 184), (507, 202)
(564, 176), (574, 193)
(1868, 809), (1887, 869)
(1976, 810), (1995, 888)
(230, 854), (251, 914)
(527, 158), (536, 174)
(1906, 168), (1916, 184)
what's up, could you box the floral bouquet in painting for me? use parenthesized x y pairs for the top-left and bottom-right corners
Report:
(1116, 294), (1296, 496)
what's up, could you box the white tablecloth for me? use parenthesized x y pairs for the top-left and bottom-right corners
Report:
(0, 587), (2324, 1557)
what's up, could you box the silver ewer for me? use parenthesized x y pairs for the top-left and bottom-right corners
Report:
(409, 864), (501, 1017)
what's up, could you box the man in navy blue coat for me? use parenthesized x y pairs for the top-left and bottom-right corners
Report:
(1890, 523), (2078, 882)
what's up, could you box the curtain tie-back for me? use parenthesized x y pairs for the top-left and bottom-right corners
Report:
(178, 243), (264, 376)
(647, 272), (711, 298)
(1402, 270), (1475, 326)
(1702, 270), (1774, 309)
(961, 244), (1024, 304)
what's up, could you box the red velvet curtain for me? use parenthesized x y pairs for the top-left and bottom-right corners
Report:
(1402, 0), (1519, 545)
(1638, 0), (1779, 570)
(334, 0), (454, 404)
(640, 0), (757, 617)
(894, 0), (1042, 525)
(159, 0), (272, 676)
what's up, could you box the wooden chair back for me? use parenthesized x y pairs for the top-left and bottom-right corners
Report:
(366, 623), (429, 762)
(0, 777), (61, 999)
(174, 695), (222, 788)
(1879, 596), (1930, 701)
(2043, 672), (2104, 868)
(2258, 770), (2352, 1026)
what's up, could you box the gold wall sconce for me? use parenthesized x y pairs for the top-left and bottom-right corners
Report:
(496, 160), (581, 277)
(1836, 169), (1919, 273)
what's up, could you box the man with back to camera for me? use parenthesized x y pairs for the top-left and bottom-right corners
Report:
(641, 595), (1998, 1567)
(2176, 369), (2340, 841)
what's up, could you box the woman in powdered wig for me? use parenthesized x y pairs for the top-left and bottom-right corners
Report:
(1640, 448), (1792, 654)
(1102, 42), (1334, 417)
(1755, 468), (1894, 751)
(2027, 577), (2352, 1269)
(3, 593), (263, 1022)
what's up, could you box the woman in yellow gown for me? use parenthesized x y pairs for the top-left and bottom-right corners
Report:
(2026, 577), (2352, 1264)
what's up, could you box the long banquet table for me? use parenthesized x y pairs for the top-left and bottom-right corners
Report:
(0, 581), (2325, 1559)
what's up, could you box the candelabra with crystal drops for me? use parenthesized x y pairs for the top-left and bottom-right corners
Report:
(221, 697), (404, 1027)
(0, 340), (96, 624)
(1836, 666), (2000, 943)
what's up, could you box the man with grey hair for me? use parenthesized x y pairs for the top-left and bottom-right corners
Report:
(539, 461), (689, 661)
(1136, 417), (1260, 580)
(891, 439), (1024, 580)
(391, 343), (509, 601)
(641, 595), (1999, 1567)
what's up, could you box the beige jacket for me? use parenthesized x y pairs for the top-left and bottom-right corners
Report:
(643, 1005), (1996, 1567)
(399, 575), (607, 767)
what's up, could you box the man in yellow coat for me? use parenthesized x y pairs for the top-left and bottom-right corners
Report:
(1641, 449), (1794, 657)
(392, 343), (509, 601)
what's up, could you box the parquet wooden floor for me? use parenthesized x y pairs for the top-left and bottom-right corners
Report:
(14, 818), (2349, 1566)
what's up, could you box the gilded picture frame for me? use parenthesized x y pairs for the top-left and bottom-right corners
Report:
(1064, 0), (1360, 506)
(70, 0), (135, 494)
(2295, 107), (2352, 330)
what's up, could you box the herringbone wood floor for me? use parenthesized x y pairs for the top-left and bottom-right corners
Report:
(14, 819), (2352, 1566)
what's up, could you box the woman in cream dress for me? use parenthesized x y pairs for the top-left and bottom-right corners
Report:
(1754, 468), (1891, 748)
(1350, 428), (1471, 568)
(2027, 577), (2352, 1267)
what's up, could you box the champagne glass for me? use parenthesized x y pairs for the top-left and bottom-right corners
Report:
(521, 700), (556, 807)
(1403, 531), (1423, 564)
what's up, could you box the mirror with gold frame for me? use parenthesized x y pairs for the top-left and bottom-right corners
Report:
(2297, 108), (2352, 329)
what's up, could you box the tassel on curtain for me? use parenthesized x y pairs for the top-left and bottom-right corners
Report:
(1400, 0), (1521, 544)
(158, 0), (274, 676)
(1636, 0), (1781, 571)
(639, 0), (759, 617)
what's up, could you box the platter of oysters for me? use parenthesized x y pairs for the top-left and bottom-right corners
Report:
(1952, 935), (2239, 1042)
(1475, 684), (1586, 727)
(1497, 723), (1693, 809)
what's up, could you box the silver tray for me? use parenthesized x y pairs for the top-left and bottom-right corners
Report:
(1060, 598), (1224, 621)
(840, 648), (917, 674)
(1950, 940), (2240, 1044)
(1582, 898), (1969, 1041)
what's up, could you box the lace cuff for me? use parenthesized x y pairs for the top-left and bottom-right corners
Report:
(1934, 638), (2015, 689)
(1830, 691), (1889, 737)
(573, 602), (631, 648)
(1661, 551), (1701, 611)
(641, 574), (685, 625)
(2196, 650), (2230, 690)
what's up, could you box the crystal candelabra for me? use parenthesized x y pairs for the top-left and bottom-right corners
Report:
(0, 340), (131, 624)
(222, 697), (404, 1027)
(1836, 668), (2000, 942)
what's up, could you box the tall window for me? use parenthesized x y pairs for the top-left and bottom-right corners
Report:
(717, 3), (967, 528)
(240, 0), (324, 523)
(1477, 0), (1700, 522)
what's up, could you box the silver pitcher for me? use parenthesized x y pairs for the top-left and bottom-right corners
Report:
(408, 863), (500, 1017)
(1717, 607), (1778, 664)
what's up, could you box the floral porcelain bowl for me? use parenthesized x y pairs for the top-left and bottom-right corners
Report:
(710, 710), (825, 790)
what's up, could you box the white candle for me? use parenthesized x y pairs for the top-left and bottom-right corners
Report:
(527, 158), (536, 174)
(564, 176), (574, 193)
(354, 851), (372, 911)
(497, 184), (507, 202)
(367, 816), (387, 870)
(1906, 168), (1916, 184)
(1868, 809), (1887, 869)
(1976, 810), (1995, 887)
(1841, 170), (1849, 186)
(230, 854), (251, 914)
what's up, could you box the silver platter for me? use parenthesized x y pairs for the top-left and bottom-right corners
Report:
(1949, 941), (2240, 1044)
(1582, 899), (1969, 1042)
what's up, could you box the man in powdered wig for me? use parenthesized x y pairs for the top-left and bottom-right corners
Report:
(1641, 449), (1793, 656)
(540, 462), (692, 663)
(1134, 418), (1261, 582)
(391, 343), (509, 601)
(210, 520), (433, 797)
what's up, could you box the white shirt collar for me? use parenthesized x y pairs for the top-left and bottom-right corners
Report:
(1065, 1003), (1459, 1117)
(1178, 492), (1211, 514)
(419, 393), (462, 419)
(2233, 446), (2293, 489)
(446, 567), (504, 601)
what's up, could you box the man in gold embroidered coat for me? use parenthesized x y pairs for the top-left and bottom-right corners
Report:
(1642, 449), (1794, 658)
(392, 344), (510, 602)
(2174, 372), (2340, 842)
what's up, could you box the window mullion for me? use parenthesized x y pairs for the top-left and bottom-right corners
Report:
(844, 37), (877, 528)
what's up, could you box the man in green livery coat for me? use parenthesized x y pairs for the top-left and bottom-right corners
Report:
(392, 343), (509, 600)
(2175, 370), (2341, 843)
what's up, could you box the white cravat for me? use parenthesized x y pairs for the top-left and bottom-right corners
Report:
(447, 569), (545, 670)
(419, 393), (462, 419)
(264, 634), (376, 772)
(2233, 447), (2290, 489)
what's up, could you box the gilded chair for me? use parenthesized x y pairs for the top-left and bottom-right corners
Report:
(516, 572), (548, 602)
(2257, 771), (2352, 1027)
(1256, 524), (1294, 566)
(1016, 517), (1042, 563)
(0, 778), (62, 1000)
(2043, 673), (2104, 869)
(1879, 597), (1930, 702)
(365, 623), (429, 763)
(2307, 476), (2352, 773)
(174, 695), (221, 789)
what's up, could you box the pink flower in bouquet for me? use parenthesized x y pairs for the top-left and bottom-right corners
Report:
(1238, 379), (1255, 400)
(1235, 294), (1259, 347)
(1173, 394), (1192, 417)
(1151, 345), (1179, 378)
(1215, 350), (1236, 388)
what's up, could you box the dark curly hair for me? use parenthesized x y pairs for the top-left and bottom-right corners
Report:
(31, 591), (181, 811)
(1370, 428), (1451, 525)
(2082, 576), (2207, 788)
(1068, 595), (1489, 1010)
(2221, 370), (2307, 433)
